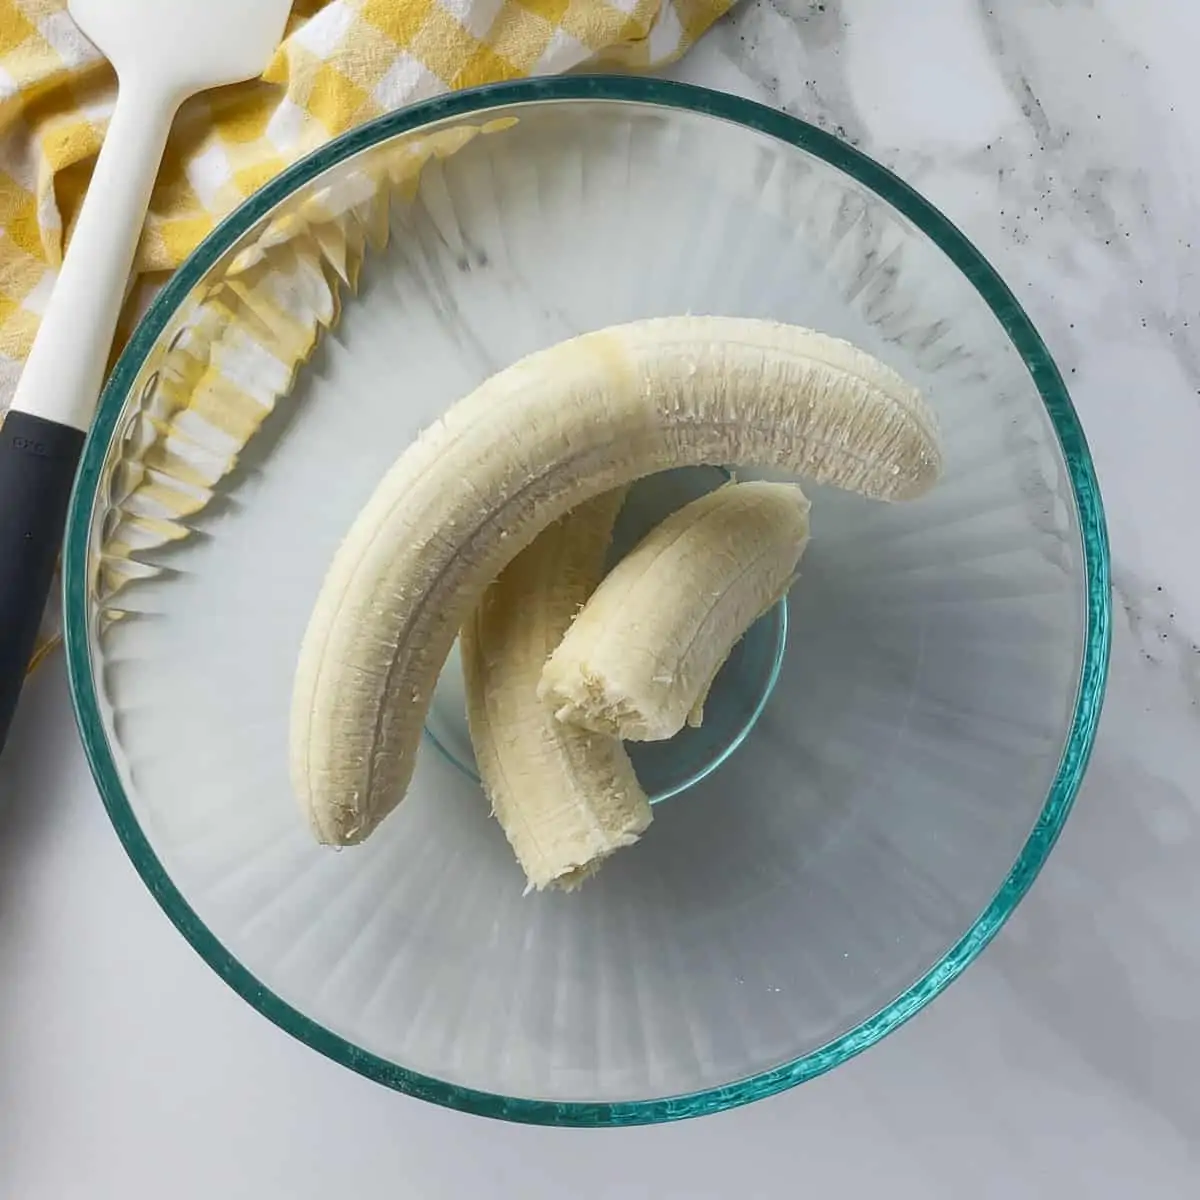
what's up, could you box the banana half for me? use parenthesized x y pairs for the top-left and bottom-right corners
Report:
(291, 317), (941, 847)
(540, 481), (811, 743)
(461, 490), (651, 893)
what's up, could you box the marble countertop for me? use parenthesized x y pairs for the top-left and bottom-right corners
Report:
(3, 1), (1198, 1195)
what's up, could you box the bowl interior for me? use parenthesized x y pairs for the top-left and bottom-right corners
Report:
(68, 86), (1103, 1121)
(425, 465), (791, 803)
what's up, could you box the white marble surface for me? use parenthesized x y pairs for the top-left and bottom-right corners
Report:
(3, 1), (1200, 1195)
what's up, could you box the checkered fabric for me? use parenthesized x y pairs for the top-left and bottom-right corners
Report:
(0, 0), (734, 675)
(0, 0), (732, 407)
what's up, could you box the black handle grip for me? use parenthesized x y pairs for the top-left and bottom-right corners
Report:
(0, 411), (85, 755)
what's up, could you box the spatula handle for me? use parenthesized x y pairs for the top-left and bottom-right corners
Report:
(9, 82), (176, 430)
(0, 81), (177, 753)
(0, 411), (85, 750)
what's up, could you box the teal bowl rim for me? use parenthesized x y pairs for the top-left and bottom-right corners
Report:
(62, 76), (1112, 1127)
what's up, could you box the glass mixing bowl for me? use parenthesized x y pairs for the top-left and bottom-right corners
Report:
(63, 78), (1110, 1125)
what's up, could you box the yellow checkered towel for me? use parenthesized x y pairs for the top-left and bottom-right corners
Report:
(0, 0), (730, 397)
(0, 0), (734, 672)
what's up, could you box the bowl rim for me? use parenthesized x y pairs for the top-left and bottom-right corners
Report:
(62, 75), (1112, 1127)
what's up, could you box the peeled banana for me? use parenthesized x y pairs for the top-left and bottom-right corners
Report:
(462, 490), (651, 892)
(540, 481), (811, 743)
(291, 316), (940, 847)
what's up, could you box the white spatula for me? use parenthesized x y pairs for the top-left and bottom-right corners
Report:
(0, 0), (292, 751)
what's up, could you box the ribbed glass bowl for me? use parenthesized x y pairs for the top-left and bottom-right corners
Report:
(63, 78), (1110, 1125)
